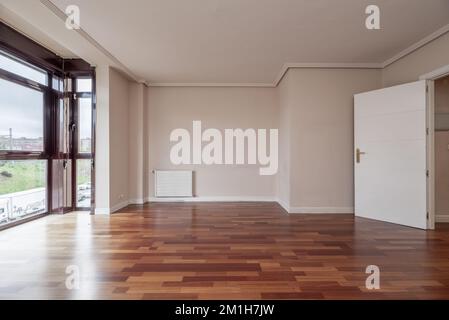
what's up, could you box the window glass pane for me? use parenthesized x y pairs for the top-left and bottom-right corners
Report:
(0, 160), (47, 226)
(58, 99), (67, 152)
(64, 160), (72, 208)
(76, 78), (92, 92)
(78, 98), (92, 153)
(76, 159), (91, 207)
(51, 159), (62, 212)
(66, 78), (72, 92)
(0, 79), (44, 151)
(58, 98), (71, 154)
(52, 76), (63, 92)
(0, 51), (48, 85)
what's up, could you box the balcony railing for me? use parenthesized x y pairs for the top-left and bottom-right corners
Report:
(0, 187), (46, 226)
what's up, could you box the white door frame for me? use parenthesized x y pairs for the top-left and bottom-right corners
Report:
(420, 64), (449, 229)
(420, 65), (449, 81)
(426, 80), (435, 229)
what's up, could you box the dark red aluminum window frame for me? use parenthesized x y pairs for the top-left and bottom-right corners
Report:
(0, 22), (95, 230)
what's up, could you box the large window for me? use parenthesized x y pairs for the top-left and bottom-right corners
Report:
(76, 159), (91, 207)
(0, 78), (44, 152)
(76, 78), (92, 92)
(78, 97), (92, 153)
(0, 50), (49, 227)
(0, 22), (96, 228)
(0, 50), (48, 85)
(74, 76), (93, 209)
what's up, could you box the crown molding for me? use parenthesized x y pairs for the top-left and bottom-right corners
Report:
(40, 0), (140, 83)
(382, 23), (449, 68)
(149, 63), (382, 88)
(149, 23), (449, 88)
(0, 14), (76, 60)
(419, 64), (449, 80)
(272, 62), (383, 86)
(37, 1), (449, 88)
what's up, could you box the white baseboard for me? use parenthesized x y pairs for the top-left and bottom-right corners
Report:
(436, 215), (449, 223)
(288, 206), (354, 214)
(94, 208), (110, 215)
(277, 198), (290, 213)
(128, 198), (145, 205)
(147, 196), (277, 203)
(147, 197), (352, 214)
(111, 200), (130, 213)
(94, 200), (130, 215)
(98, 196), (352, 215)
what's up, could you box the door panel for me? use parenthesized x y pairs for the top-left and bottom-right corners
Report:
(76, 159), (91, 207)
(73, 75), (94, 211)
(354, 80), (428, 229)
(51, 93), (72, 213)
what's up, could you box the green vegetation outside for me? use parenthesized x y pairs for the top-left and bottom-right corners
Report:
(0, 160), (91, 195)
(0, 160), (45, 195)
(77, 160), (91, 185)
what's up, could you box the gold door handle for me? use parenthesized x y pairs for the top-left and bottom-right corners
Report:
(356, 148), (366, 163)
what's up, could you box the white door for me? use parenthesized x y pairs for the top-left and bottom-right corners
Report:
(354, 80), (429, 229)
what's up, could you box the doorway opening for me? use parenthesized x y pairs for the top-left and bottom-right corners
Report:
(434, 75), (449, 224)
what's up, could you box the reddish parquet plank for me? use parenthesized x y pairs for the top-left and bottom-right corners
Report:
(0, 202), (449, 299)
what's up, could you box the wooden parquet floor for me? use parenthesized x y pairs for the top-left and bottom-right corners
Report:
(0, 202), (449, 299)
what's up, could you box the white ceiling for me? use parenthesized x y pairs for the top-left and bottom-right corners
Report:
(26, 0), (449, 83)
(1, 4), (76, 59)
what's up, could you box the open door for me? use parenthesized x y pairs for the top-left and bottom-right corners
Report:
(354, 80), (429, 229)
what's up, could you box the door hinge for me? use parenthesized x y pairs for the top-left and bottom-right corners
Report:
(426, 128), (429, 135)
(427, 212), (429, 220)
(426, 170), (429, 177)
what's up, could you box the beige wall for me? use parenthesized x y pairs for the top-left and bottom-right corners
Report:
(95, 67), (139, 213)
(382, 32), (449, 87)
(139, 69), (380, 210)
(128, 83), (148, 203)
(108, 67), (130, 209)
(145, 87), (278, 199)
(276, 72), (292, 210)
(94, 64), (110, 211)
(103, 30), (449, 214)
(278, 68), (381, 211)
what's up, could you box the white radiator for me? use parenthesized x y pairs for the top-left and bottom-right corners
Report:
(154, 170), (193, 197)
